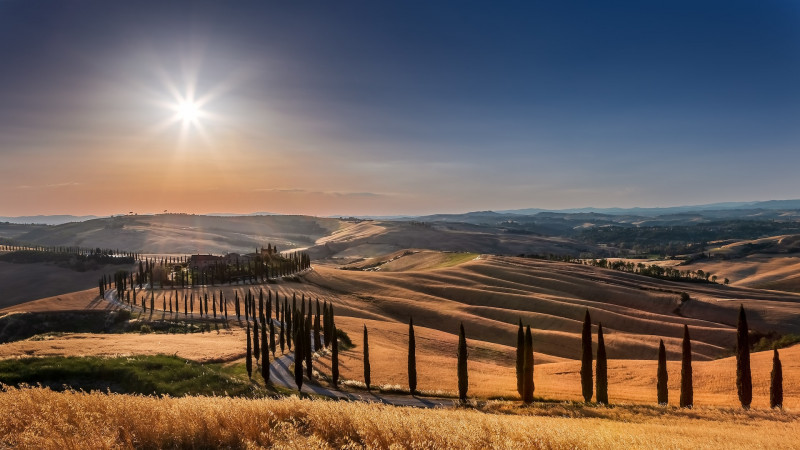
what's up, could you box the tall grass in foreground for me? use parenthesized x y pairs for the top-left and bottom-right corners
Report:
(0, 387), (797, 449)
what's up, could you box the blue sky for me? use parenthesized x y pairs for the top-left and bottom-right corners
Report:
(1, 1), (799, 215)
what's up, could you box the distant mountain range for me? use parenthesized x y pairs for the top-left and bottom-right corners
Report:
(3, 199), (800, 225)
(496, 199), (800, 216)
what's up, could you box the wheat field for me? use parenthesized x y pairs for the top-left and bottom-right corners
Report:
(0, 386), (797, 449)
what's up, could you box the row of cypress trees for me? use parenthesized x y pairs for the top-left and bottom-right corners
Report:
(555, 306), (784, 408)
(241, 298), (785, 410)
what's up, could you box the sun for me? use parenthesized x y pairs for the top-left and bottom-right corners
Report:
(177, 101), (201, 122)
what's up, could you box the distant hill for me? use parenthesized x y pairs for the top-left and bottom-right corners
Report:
(6, 214), (343, 254)
(0, 215), (99, 225)
(497, 199), (800, 216)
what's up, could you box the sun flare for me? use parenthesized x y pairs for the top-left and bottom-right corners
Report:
(177, 101), (200, 122)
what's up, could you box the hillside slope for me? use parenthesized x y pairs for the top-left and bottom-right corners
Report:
(305, 255), (800, 361)
(12, 214), (343, 254)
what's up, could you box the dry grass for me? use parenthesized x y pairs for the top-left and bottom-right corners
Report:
(0, 288), (106, 314)
(0, 386), (798, 449)
(306, 255), (800, 361)
(0, 329), (248, 363)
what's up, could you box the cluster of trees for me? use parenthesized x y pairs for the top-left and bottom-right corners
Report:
(519, 253), (727, 285)
(98, 248), (311, 299)
(585, 259), (725, 284)
(241, 291), (338, 390)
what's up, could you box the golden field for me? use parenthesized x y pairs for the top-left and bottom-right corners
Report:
(0, 386), (797, 449)
(2, 254), (799, 409)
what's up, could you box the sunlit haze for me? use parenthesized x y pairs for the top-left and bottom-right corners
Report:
(1, 1), (799, 217)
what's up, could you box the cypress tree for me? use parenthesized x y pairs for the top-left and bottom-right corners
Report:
(287, 296), (293, 350)
(457, 322), (468, 402)
(235, 291), (240, 319)
(331, 326), (339, 387)
(261, 313), (269, 383)
(305, 310), (313, 378)
(269, 300), (276, 357)
(770, 348), (783, 409)
(244, 291), (249, 321)
(294, 328), (304, 390)
(323, 301), (330, 347)
(190, 292), (194, 315)
(246, 322), (253, 379)
(212, 292), (216, 318)
(314, 302), (322, 351)
(516, 318), (524, 396)
(279, 301), (286, 353)
(408, 317), (417, 394)
(363, 325), (371, 390)
(522, 325), (534, 404)
(680, 325), (693, 408)
(657, 339), (668, 405)
(253, 318), (260, 361)
(596, 322), (608, 404)
(580, 309), (593, 402)
(184, 294), (188, 317)
(736, 304), (752, 409)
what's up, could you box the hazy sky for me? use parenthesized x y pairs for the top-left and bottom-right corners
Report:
(1, 1), (799, 216)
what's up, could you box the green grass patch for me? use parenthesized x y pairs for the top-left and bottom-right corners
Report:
(752, 334), (800, 352)
(435, 252), (478, 269)
(0, 355), (255, 397)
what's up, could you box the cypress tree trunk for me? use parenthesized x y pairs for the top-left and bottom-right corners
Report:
(736, 305), (752, 409)
(596, 323), (608, 404)
(294, 328), (304, 391)
(770, 348), (783, 409)
(680, 325), (693, 408)
(331, 326), (339, 387)
(261, 316), (269, 383)
(363, 325), (371, 390)
(457, 322), (468, 402)
(516, 319), (524, 397)
(657, 339), (668, 405)
(580, 309), (593, 402)
(522, 325), (534, 404)
(409, 317), (417, 394)
(246, 322), (253, 379)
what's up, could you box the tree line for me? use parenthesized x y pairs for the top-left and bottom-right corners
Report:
(97, 247), (311, 299)
(264, 304), (786, 409)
